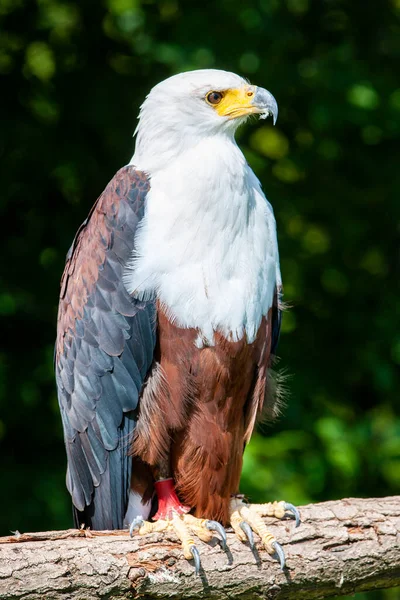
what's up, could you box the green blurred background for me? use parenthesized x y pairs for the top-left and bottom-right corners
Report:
(1, 0), (399, 598)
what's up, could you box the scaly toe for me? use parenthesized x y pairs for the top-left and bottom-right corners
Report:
(172, 513), (198, 560)
(251, 500), (301, 526)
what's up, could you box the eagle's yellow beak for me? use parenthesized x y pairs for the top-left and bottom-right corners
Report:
(215, 86), (278, 124)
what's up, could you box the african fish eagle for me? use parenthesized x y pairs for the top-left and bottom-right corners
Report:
(55, 69), (299, 573)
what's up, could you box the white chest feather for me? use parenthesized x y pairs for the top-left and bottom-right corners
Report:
(124, 136), (279, 344)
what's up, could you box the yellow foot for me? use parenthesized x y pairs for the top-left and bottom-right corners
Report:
(229, 497), (300, 570)
(130, 513), (226, 575)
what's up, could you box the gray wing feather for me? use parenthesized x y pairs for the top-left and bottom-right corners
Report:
(55, 167), (155, 529)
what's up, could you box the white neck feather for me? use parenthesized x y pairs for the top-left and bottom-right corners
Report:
(124, 135), (279, 345)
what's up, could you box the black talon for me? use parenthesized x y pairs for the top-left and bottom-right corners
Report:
(205, 520), (227, 550)
(239, 521), (254, 549)
(190, 545), (201, 575)
(283, 502), (300, 527)
(129, 516), (144, 537)
(272, 540), (286, 570)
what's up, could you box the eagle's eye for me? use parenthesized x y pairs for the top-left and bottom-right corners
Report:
(206, 91), (224, 105)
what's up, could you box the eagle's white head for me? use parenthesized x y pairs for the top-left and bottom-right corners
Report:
(131, 69), (277, 173)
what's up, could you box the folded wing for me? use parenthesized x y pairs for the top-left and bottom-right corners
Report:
(55, 166), (156, 529)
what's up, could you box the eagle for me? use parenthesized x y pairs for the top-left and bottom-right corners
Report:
(55, 69), (299, 573)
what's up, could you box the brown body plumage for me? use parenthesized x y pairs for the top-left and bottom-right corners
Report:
(132, 307), (276, 525)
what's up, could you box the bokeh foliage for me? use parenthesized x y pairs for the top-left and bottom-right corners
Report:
(1, 0), (399, 598)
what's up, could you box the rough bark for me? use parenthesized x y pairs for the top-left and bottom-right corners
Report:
(0, 496), (399, 600)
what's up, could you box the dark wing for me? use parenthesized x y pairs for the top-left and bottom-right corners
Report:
(55, 166), (156, 530)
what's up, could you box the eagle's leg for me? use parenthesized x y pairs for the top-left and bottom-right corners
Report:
(248, 501), (300, 527)
(229, 496), (300, 570)
(152, 478), (190, 520)
(130, 473), (227, 575)
(152, 478), (227, 569)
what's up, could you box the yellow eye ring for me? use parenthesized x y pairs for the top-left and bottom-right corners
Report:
(206, 91), (224, 105)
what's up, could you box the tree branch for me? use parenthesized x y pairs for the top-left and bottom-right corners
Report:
(1, 496), (399, 599)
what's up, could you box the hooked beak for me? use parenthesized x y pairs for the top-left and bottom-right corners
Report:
(215, 85), (278, 125)
(252, 87), (278, 125)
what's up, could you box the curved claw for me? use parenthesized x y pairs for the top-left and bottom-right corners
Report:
(129, 516), (144, 537)
(271, 540), (286, 570)
(205, 520), (227, 550)
(239, 521), (254, 549)
(190, 545), (201, 575)
(283, 502), (300, 528)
